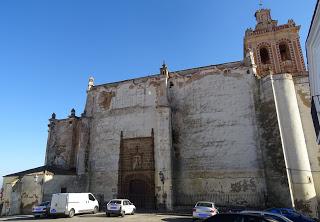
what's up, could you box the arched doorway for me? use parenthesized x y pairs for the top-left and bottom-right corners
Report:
(118, 132), (156, 210)
(129, 179), (147, 208)
(119, 176), (155, 210)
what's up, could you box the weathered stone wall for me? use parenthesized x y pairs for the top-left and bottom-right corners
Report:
(20, 175), (43, 214)
(84, 76), (173, 208)
(42, 174), (83, 201)
(294, 76), (320, 215)
(1, 177), (20, 216)
(260, 74), (318, 217)
(45, 118), (80, 170)
(76, 118), (91, 177)
(169, 62), (266, 207)
(258, 76), (292, 207)
(1, 174), (44, 215)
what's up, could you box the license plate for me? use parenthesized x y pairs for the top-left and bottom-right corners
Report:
(111, 207), (117, 209)
(199, 213), (208, 217)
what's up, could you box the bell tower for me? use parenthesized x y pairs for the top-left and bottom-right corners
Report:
(244, 6), (319, 217)
(244, 9), (307, 77)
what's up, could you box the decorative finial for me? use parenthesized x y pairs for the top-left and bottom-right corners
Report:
(162, 60), (167, 69)
(259, 0), (263, 9)
(87, 76), (94, 92)
(51, 112), (56, 120)
(288, 19), (295, 27)
(160, 61), (169, 78)
(69, 108), (76, 118)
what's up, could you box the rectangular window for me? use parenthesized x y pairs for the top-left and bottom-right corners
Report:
(89, 194), (95, 201)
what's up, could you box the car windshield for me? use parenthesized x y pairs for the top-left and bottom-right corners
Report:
(39, 201), (50, 206)
(196, 202), (212, 207)
(109, 200), (121, 204)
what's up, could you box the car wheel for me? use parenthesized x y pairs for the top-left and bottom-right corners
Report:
(68, 209), (75, 218)
(131, 208), (135, 215)
(106, 212), (110, 217)
(121, 211), (125, 217)
(93, 206), (98, 214)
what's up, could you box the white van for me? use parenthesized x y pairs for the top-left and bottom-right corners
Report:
(50, 193), (99, 218)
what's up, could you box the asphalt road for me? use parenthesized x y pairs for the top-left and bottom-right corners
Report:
(0, 213), (193, 222)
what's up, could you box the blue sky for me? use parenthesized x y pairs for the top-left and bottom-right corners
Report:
(0, 0), (317, 187)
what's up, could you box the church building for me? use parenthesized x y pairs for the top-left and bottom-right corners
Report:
(2, 8), (320, 217)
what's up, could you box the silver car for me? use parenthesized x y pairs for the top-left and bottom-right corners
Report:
(32, 201), (51, 218)
(106, 199), (136, 217)
(241, 210), (294, 222)
(193, 201), (218, 221)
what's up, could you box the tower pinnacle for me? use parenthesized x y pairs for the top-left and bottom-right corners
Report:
(244, 8), (306, 77)
(160, 61), (169, 80)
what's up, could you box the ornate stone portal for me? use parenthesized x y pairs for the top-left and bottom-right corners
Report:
(117, 130), (155, 209)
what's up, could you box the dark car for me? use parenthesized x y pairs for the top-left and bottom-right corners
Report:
(32, 201), (51, 218)
(203, 213), (283, 222)
(265, 208), (316, 222)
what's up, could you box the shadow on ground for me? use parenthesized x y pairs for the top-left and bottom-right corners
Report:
(1, 213), (106, 221)
(161, 217), (193, 222)
(2, 216), (45, 221)
(78, 212), (107, 218)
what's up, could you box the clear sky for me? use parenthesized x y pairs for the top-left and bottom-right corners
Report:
(0, 0), (317, 187)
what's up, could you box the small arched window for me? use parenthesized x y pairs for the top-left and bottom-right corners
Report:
(279, 43), (291, 61)
(260, 47), (270, 64)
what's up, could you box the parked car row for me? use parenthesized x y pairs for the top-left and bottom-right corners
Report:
(201, 213), (284, 222)
(32, 192), (136, 219)
(192, 202), (317, 222)
(31, 194), (317, 221)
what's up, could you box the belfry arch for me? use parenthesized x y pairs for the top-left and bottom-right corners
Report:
(279, 42), (291, 61)
(259, 47), (271, 64)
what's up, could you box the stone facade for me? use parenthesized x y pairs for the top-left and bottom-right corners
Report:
(1, 166), (80, 216)
(2, 8), (320, 217)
